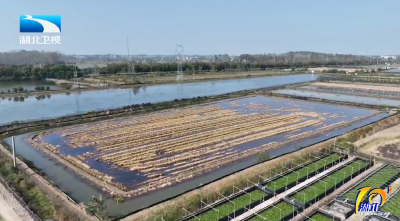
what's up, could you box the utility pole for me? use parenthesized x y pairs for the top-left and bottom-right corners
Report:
(12, 136), (16, 167)
(73, 57), (78, 88)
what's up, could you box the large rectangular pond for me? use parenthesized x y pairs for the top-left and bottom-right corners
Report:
(3, 96), (388, 218)
(274, 89), (400, 106)
(0, 74), (316, 124)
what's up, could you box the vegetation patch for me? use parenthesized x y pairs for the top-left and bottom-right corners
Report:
(291, 160), (369, 205)
(247, 201), (296, 221)
(187, 189), (266, 221)
(265, 153), (342, 192)
(304, 212), (336, 221)
(342, 166), (400, 203)
(0, 152), (83, 220)
(381, 190), (400, 218)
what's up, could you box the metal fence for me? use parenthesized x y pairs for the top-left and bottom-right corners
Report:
(0, 175), (42, 221)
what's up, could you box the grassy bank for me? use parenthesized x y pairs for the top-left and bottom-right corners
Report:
(0, 148), (84, 221)
(123, 113), (400, 221)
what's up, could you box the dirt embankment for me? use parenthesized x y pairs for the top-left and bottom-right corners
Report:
(122, 113), (400, 221)
(355, 123), (400, 161)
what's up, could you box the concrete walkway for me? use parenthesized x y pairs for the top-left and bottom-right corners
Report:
(0, 193), (24, 221)
(290, 163), (384, 221)
(232, 156), (356, 221)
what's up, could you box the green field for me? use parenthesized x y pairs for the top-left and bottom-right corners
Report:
(304, 213), (334, 221)
(291, 160), (369, 205)
(342, 166), (400, 203)
(188, 189), (266, 221)
(265, 153), (342, 191)
(247, 201), (296, 221)
(381, 191), (400, 218)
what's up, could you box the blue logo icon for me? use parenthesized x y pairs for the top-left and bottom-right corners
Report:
(20, 15), (61, 33)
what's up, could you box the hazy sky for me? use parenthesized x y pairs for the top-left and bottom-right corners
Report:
(1, 0), (399, 55)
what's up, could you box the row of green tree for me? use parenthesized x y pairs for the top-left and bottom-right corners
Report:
(0, 64), (83, 81)
(0, 60), (379, 81)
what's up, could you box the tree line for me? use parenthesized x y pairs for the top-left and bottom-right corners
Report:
(0, 59), (381, 81)
(0, 64), (83, 81)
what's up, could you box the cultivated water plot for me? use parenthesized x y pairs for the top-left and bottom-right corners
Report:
(273, 89), (400, 107)
(25, 96), (382, 199)
(340, 165), (400, 204)
(301, 212), (340, 221)
(301, 82), (400, 100)
(182, 152), (344, 221)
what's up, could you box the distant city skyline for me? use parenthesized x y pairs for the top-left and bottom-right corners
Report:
(1, 0), (400, 55)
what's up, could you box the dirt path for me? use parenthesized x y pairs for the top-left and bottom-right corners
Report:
(312, 82), (400, 93)
(354, 123), (400, 148)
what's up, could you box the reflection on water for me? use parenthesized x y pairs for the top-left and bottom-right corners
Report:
(0, 74), (316, 124)
(0, 80), (61, 92)
(3, 96), (389, 217)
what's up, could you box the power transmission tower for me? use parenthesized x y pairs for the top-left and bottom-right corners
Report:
(127, 37), (134, 75)
(73, 57), (78, 88)
(176, 45), (184, 81)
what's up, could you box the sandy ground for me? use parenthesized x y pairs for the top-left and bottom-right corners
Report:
(0, 190), (24, 221)
(354, 123), (400, 148)
(312, 82), (400, 93)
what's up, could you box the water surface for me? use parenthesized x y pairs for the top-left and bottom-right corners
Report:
(0, 74), (315, 124)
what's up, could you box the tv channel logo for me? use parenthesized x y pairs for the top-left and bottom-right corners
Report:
(20, 15), (61, 33)
(354, 186), (392, 217)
